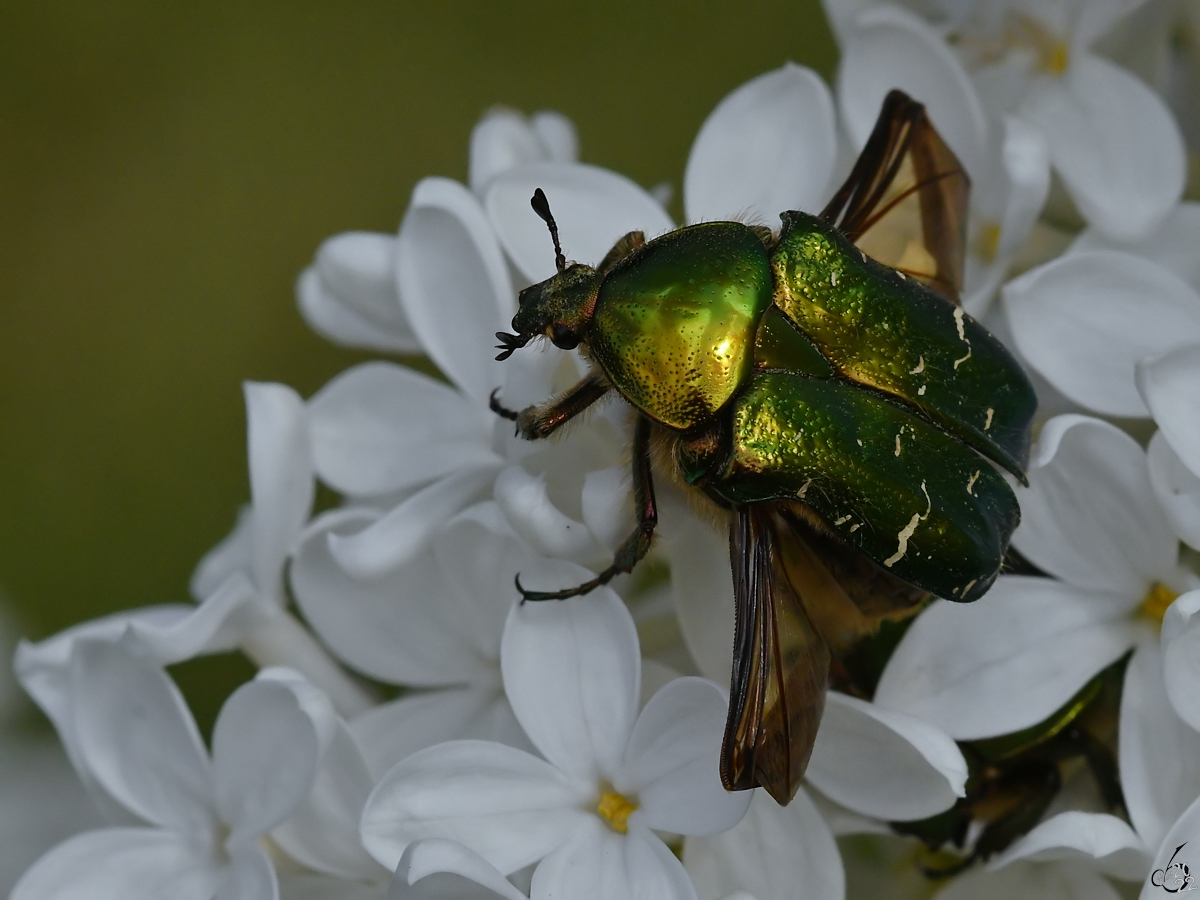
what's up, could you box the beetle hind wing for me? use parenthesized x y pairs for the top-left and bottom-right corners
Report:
(723, 505), (829, 804)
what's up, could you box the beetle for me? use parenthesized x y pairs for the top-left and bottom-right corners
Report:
(490, 90), (1037, 805)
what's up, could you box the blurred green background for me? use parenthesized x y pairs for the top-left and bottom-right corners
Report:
(0, 0), (835, 726)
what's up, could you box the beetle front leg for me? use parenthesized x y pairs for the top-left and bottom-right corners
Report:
(517, 415), (657, 601)
(490, 371), (609, 441)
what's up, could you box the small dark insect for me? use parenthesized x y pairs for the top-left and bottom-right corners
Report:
(492, 90), (1036, 805)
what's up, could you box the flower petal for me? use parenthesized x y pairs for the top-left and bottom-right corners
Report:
(10, 828), (223, 900)
(291, 508), (493, 686)
(529, 821), (697, 900)
(1161, 590), (1200, 733)
(874, 576), (1138, 739)
(470, 109), (551, 197)
(69, 640), (216, 833)
(1002, 250), (1200, 417)
(493, 465), (607, 565)
(300, 231), (420, 352)
(245, 382), (314, 606)
(1146, 431), (1200, 551)
(298, 265), (417, 355)
(1018, 53), (1184, 241)
(658, 495), (734, 685)
(308, 361), (497, 497)
(620, 677), (749, 836)
(683, 789), (843, 900)
(263, 673), (383, 881)
(361, 739), (588, 873)
(396, 177), (514, 404)
(501, 573), (640, 782)
(1120, 637), (1200, 851)
(580, 466), (631, 555)
(936, 860), (1123, 900)
(390, 839), (528, 900)
(211, 680), (320, 844)
(217, 844), (277, 900)
(684, 64), (837, 224)
(1013, 414), (1177, 595)
(486, 163), (674, 283)
(326, 467), (497, 580)
(1071, 202), (1200, 293)
(989, 811), (1150, 880)
(963, 115), (1051, 317)
(351, 687), (530, 780)
(837, 4), (988, 181)
(1137, 344), (1200, 480)
(530, 112), (578, 163)
(807, 692), (966, 821)
(191, 506), (254, 601)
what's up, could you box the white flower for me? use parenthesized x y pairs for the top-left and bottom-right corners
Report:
(833, 4), (1051, 315)
(290, 502), (536, 775)
(12, 641), (321, 900)
(828, 0), (1185, 241)
(361, 583), (750, 900)
(1003, 250), (1200, 418)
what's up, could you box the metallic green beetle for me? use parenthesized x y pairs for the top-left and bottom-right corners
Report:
(492, 90), (1037, 805)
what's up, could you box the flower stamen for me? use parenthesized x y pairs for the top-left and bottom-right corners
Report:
(596, 790), (638, 834)
(1140, 583), (1180, 623)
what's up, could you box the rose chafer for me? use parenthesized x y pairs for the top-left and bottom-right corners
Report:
(493, 90), (1037, 805)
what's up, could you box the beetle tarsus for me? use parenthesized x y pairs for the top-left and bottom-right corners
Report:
(489, 388), (520, 421)
(514, 568), (614, 602)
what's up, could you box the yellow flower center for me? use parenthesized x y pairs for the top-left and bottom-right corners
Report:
(1010, 14), (1070, 75)
(1140, 583), (1180, 623)
(596, 790), (638, 834)
(974, 221), (1002, 264)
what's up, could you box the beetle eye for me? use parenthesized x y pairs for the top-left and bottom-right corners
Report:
(550, 324), (580, 350)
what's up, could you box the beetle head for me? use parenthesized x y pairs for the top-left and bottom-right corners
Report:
(495, 189), (601, 360)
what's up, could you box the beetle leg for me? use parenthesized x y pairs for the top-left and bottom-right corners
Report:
(492, 371), (610, 441)
(518, 415), (657, 602)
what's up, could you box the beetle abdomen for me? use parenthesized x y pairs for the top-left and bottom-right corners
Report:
(589, 222), (772, 430)
(769, 211), (1036, 478)
(709, 370), (1019, 602)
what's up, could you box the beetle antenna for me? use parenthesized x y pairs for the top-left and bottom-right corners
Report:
(530, 188), (566, 273)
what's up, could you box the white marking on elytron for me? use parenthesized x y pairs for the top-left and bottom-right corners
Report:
(984, 408), (994, 430)
(857, 439), (863, 446)
(830, 270), (838, 286)
(884, 481), (931, 568)
(834, 515), (851, 526)
(895, 434), (902, 456)
(884, 515), (920, 567)
(918, 385), (927, 396)
(897, 271), (907, 281)
(910, 356), (925, 374)
(861, 250), (867, 263)
(850, 523), (861, 532)
(952, 307), (972, 370)
(882, 322), (890, 330)
(962, 578), (978, 596)
(966, 470), (980, 495)
(798, 478), (812, 498)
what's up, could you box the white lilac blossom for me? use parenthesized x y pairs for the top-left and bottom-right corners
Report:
(12, 643), (322, 900)
(361, 586), (750, 900)
(826, 0), (1186, 242)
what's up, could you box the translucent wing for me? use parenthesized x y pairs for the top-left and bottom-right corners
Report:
(722, 505), (829, 805)
(819, 89), (969, 304)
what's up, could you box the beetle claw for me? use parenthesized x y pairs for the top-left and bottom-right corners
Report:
(489, 388), (520, 422)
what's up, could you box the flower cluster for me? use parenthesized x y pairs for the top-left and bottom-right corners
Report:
(12, 1), (1200, 898)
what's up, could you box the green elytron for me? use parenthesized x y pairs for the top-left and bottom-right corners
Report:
(492, 91), (1037, 805)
